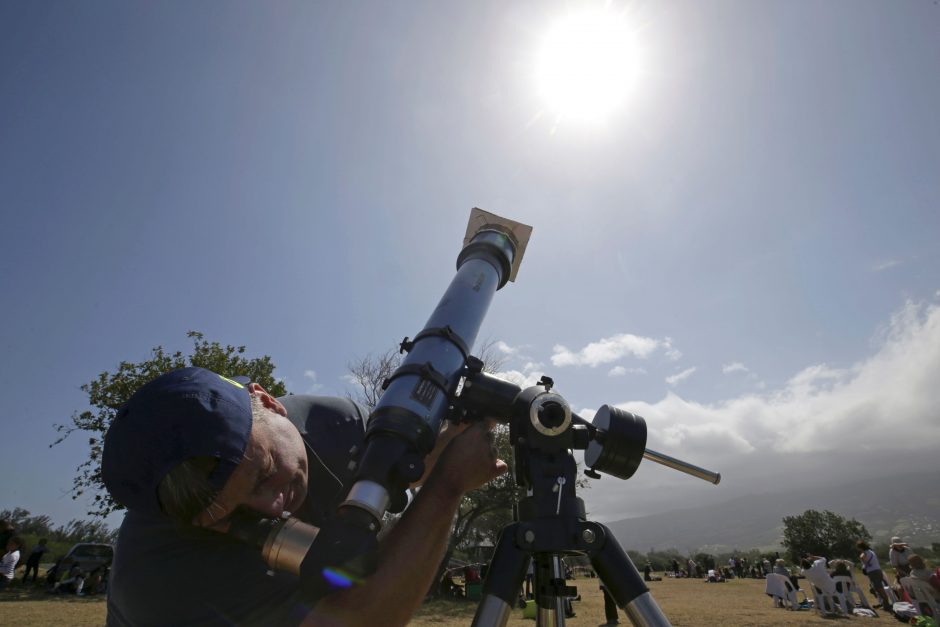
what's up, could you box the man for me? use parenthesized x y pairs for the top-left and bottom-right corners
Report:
(21, 538), (47, 584)
(889, 536), (913, 583)
(801, 554), (852, 614)
(800, 554), (836, 596)
(102, 367), (505, 626)
(599, 582), (619, 625)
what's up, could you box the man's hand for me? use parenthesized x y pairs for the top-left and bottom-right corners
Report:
(427, 419), (507, 497)
(410, 419), (465, 488)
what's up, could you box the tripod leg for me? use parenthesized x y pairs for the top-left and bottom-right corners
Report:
(588, 523), (671, 627)
(534, 553), (570, 627)
(472, 524), (529, 627)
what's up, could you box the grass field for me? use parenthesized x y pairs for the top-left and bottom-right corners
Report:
(0, 575), (899, 626)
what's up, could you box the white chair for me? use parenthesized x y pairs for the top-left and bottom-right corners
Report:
(832, 574), (875, 612)
(900, 576), (940, 618)
(809, 582), (846, 617)
(764, 574), (807, 610)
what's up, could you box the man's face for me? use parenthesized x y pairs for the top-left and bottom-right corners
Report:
(195, 386), (308, 531)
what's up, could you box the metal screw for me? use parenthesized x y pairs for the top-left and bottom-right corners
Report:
(524, 530), (536, 544)
(582, 529), (596, 544)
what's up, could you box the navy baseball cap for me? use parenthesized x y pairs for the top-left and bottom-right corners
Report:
(102, 367), (253, 517)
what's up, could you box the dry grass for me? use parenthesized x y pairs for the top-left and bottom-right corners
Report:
(412, 576), (898, 626)
(1, 576), (899, 625)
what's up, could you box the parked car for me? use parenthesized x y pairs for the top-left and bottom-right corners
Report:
(45, 543), (113, 583)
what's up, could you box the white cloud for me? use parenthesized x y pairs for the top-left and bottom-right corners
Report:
(872, 259), (901, 272)
(492, 361), (546, 388)
(608, 365), (646, 377)
(551, 333), (669, 367)
(665, 367), (697, 386)
(303, 369), (325, 393)
(493, 340), (520, 356)
(663, 337), (682, 361)
(722, 362), (749, 374)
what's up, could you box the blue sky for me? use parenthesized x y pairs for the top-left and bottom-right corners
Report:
(1, 1), (938, 532)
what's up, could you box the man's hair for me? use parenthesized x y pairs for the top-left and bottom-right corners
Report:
(857, 540), (870, 550)
(157, 395), (267, 525)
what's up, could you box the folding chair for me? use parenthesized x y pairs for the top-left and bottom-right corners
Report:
(810, 583), (846, 617)
(833, 575), (875, 613)
(764, 574), (807, 610)
(901, 576), (940, 618)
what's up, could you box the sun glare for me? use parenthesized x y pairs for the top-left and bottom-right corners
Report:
(535, 7), (639, 127)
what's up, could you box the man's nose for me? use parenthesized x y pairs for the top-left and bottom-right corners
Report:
(246, 487), (285, 518)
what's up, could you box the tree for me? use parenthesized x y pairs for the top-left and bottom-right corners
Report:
(0, 507), (53, 537)
(1, 507), (117, 551)
(781, 509), (871, 563)
(53, 331), (286, 519)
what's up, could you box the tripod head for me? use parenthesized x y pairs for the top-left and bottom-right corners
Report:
(458, 367), (721, 489)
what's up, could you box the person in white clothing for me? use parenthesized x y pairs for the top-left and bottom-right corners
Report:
(0, 536), (23, 591)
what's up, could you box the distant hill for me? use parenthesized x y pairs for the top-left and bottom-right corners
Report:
(606, 471), (940, 554)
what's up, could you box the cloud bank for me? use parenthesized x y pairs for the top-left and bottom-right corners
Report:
(579, 298), (940, 521)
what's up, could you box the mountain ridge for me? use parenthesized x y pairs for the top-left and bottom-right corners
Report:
(604, 470), (940, 553)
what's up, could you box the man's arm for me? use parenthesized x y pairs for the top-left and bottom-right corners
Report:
(303, 421), (507, 626)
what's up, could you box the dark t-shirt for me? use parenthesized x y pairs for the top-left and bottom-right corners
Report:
(106, 396), (368, 626)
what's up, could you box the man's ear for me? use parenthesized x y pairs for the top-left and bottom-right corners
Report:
(247, 383), (288, 417)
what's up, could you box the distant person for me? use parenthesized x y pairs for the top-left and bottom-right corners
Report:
(829, 559), (852, 579)
(643, 562), (653, 582)
(600, 582), (619, 625)
(524, 559), (534, 599)
(801, 555), (841, 612)
(889, 536), (913, 583)
(439, 570), (462, 598)
(51, 563), (85, 595)
(773, 558), (800, 590)
(671, 559), (680, 577)
(0, 536), (23, 590)
(21, 538), (48, 584)
(800, 555), (835, 593)
(87, 564), (110, 595)
(907, 555), (940, 599)
(464, 564), (481, 584)
(858, 540), (893, 610)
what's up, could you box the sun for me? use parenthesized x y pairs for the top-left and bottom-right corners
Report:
(535, 7), (640, 126)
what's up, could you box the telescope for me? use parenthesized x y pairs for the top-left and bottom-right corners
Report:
(230, 209), (719, 627)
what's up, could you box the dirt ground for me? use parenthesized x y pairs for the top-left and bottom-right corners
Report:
(0, 575), (901, 626)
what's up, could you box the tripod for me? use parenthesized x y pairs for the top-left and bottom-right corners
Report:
(458, 369), (720, 627)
